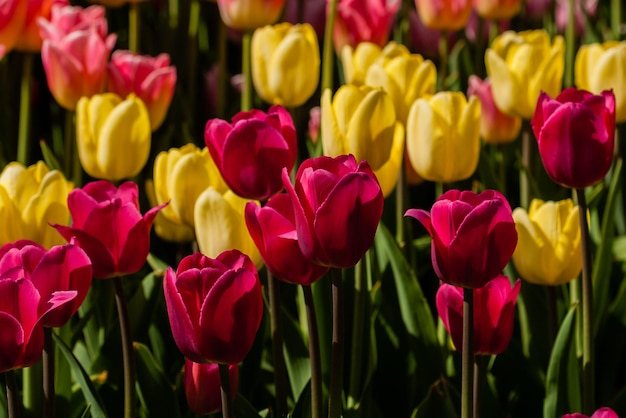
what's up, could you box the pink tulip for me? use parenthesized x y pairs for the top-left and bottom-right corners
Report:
(333, 0), (400, 52)
(0, 0), (28, 57)
(108, 50), (177, 131)
(205, 105), (297, 201)
(53, 181), (165, 279)
(14, 0), (68, 52)
(37, 4), (108, 42)
(532, 88), (615, 189)
(184, 360), (238, 415)
(163, 250), (263, 365)
(555, 0), (598, 36)
(282, 155), (384, 269)
(406, 189), (518, 288)
(563, 407), (620, 418)
(245, 194), (330, 285)
(436, 275), (521, 354)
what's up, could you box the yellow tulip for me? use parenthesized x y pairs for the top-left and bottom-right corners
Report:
(251, 23), (320, 107)
(0, 161), (72, 249)
(341, 41), (409, 86)
(485, 30), (564, 119)
(405, 91), (481, 182)
(146, 179), (195, 243)
(321, 85), (404, 197)
(512, 199), (581, 286)
(76, 93), (151, 181)
(364, 51), (436, 125)
(576, 41), (626, 123)
(194, 187), (262, 267)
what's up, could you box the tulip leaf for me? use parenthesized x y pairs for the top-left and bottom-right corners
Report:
(147, 253), (170, 275)
(233, 393), (263, 418)
(52, 332), (108, 418)
(134, 342), (181, 418)
(282, 302), (311, 401)
(410, 377), (459, 418)
(291, 381), (312, 418)
(39, 140), (65, 174)
(0, 383), (6, 418)
(543, 303), (580, 418)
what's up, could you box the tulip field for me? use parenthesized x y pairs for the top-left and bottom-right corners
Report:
(1, 0), (626, 418)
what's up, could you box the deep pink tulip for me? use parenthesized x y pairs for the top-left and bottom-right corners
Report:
(163, 250), (263, 365)
(184, 360), (238, 415)
(332, 0), (400, 52)
(405, 189), (518, 288)
(53, 181), (165, 279)
(282, 155), (384, 269)
(436, 275), (520, 354)
(108, 50), (177, 131)
(532, 88), (615, 189)
(245, 194), (330, 285)
(563, 407), (620, 418)
(205, 105), (297, 201)
(0, 239), (92, 328)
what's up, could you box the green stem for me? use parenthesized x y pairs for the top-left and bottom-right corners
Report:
(611, 0), (621, 41)
(321, 0), (338, 93)
(547, 285), (559, 347)
(564, 0), (575, 88)
(438, 32), (448, 91)
(267, 270), (288, 418)
(43, 328), (55, 418)
(128, 2), (139, 52)
(216, 18), (227, 119)
(473, 355), (485, 418)
(329, 268), (344, 418)
(187, 0), (200, 128)
(64, 111), (74, 181)
(17, 53), (33, 165)
(22, 359), (42, 417)
(114, 276), (136, 418)
(461, 288), (474, 418)
(396, 153), (407, 245)
(303, 285), (323, 418)
(6, 370), (20, 418)
(241, 31), (252, 111)
(347, 260), (365, 410)
(475, 17), (485, 78)
(520, 123), (531, 209)
(218, 364), (234, 418)
(576, 188), (594, 414)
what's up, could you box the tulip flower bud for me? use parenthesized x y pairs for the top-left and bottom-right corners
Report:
(414, 0), (472, 31)
(473, 0), (521, 20)
(216, 0), (286, 31)
(76, 93), (151, 181)
(405, 91), (481, 182)
(0, 0), (28, 57)
(252, 23), (320, 107)
(562, 407), (619, 418)
(184, 361), (238, 415)
(341, 41), (409, 86)
(15, 0), (68, 53)
(333, 0), (400, 52)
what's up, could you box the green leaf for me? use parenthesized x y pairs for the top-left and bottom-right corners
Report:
(52, 333), (108, 418)
(39, 140), (64, 174)
(411, 378), (459, 418)
(543, 303), (580, 418)
(282, 304), (311, 401)
(134, 342), (181, 418)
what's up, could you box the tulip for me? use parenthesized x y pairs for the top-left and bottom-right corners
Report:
(0, 161), (73, 249)
(282, 155), (384, 268)
(0, 0), (28, 57)
(407, 9), (456, 59)
(340, 41), (409, 86)
(245, 194), (330, 285)
(15, 0), (68, 53)
(405, 91), (481, 182)
(555, 0), (598, 37)
(76, 93), (151, 181)
(0, 239), (92, 328)
(205, 105), (297, 201)
(512, 199), (582, 286)
(37, 3), (108, 41)
(563, 407), (619, 418)
(108, 50), (177, 131)
(163, 250), (264, 364)
(524, 0), (551, 19)
(321, 85), (404, 197)
(414, 0), (472, 31)
(216, 0), (286, 31)
(333, 0), (400, 52)
(251, 23), (320, 107)
(146, 180), (195, 243)
(472, 0), (521, 20)
(53, 180), (165, 279)
(436, 275), (521, 354)
(575, 41), (626, 122)
(467, 76), (521, 144)
(486, 30), (564, 119)
(184, 360), (238, 415)
(364, 50), (437, 125)
(193, 187), (263, 267)
(532, 88), (615, 189)
(406, 189), (518, 288)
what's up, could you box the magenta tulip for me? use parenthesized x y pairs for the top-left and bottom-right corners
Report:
(333, 0), (400, 52)
(163, 250), (263, 365)
(205, 105), (297, 201)
(563, 407), (620, 418)
(282, 154), (384, 269)
(184, 360), (238, 415)
(436, 275), (521, 354)
(532, 88), (615, 189)
(53, 181), (165, 279)
(405, 189), (518, 288)
(245, 194), (330, 285)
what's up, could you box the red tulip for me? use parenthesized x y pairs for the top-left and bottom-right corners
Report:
(436, 275), (521, 354)
(184, 360), (238, 415)
(333, 0), (400, 52)
(563, 407), (619, 418)
(0, 239), (92, 327)
(532, 88), (615, 189)
(163, 250), (263, 364)
(245, 194), (329, 285)
(282, 154), (384, 269)
(405, 189), (517, 288)
(205, 105), (297, 201)
(53, 181), (165, 279)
